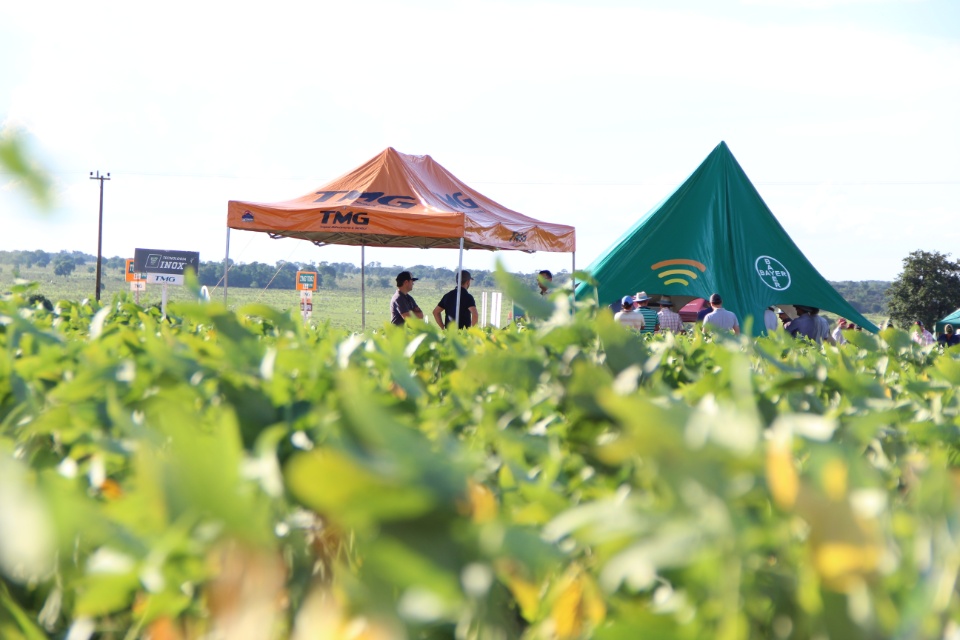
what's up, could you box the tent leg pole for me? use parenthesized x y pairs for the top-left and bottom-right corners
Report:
(572, 251), (575, 290)
(454, 238), (464, 328)
(361, 245), (366, 332)
(223, 228), (230, 304)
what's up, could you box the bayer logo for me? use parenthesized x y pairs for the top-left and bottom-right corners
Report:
(755, 256), (791, 291)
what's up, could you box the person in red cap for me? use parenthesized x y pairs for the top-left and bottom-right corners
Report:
(831, 318), (849, 345)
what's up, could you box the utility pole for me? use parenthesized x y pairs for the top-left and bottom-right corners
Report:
(89, 171), (110, 302)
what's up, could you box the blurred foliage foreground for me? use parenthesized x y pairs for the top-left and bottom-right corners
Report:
(1, 275), (960, 640)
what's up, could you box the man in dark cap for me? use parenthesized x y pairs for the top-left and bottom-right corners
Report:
(912, 321), (934, 346)
(433, 270), (479, 329)
(390, 271), (423, 326)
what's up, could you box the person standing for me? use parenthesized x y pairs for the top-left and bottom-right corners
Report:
(614, 296), (646, 331)
(812, 308), (835, 345)
(433, 270), (479, 329)
(912, 321), (935, 346)
(633, 292), (658, 334)
(390, 271), (423, 326)
(832, 318), (849, 345)
(938, 324), (959, 347)
(538, 270), (553, 296)
(778, 309), (794, 332)
(703, 293), (740, 335)
(657, 296), (684, 333)
(696, 301), (712, 324)
(764, 306), (779, 333)
(789, 305), (819, 341)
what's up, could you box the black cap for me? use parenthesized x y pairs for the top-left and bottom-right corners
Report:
(709, 293), (722, 305)
(396, 271), (418, 286)
(458, 270), (472, 283)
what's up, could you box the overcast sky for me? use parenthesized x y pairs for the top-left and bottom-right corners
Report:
(1, 0), (957, 281)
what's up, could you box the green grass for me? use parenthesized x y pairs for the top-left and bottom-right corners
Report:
(0, 263), (515, 332)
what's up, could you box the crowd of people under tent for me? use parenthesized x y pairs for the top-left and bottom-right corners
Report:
(610, 290), (959, 347)
(385, 265), (959, 348)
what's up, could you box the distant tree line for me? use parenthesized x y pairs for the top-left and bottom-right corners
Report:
(827, 280), (890, 315)
(0, 250), (552, 291)
(2, 251), (896, 313)
(201, 261), (538, 290)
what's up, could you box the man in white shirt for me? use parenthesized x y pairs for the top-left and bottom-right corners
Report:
(831, 318), (848, 345)
(703, 293), (740, 336)
(614, 296), (646, 331)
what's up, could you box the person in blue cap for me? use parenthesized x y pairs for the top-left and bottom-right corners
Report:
(614, 295), (645, 331)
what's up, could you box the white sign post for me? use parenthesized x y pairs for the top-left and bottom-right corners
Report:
(134, 248), (200, 318)
(479, 292), (502, 328)
(490, 292), (502, 328)
(300, 290), (313, 321)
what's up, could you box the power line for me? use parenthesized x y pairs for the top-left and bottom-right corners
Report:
(2, 169), (958, 187)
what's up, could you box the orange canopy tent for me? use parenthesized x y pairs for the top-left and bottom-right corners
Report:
(225, 148), (576, 326)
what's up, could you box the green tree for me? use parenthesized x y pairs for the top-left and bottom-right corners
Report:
(53, 255), (76, 277)
(33, 250), (51, 268)
(886, 250), (960, 329)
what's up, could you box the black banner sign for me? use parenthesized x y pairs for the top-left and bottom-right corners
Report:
(134, 248), (200, 275)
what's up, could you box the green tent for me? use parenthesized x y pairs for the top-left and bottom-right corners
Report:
(576, 142), (878, 336)
(936, 308), (960, 335)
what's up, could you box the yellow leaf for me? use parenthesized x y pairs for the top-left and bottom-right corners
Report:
(147, 617), (183, 640)
(549, 567), (606, 639)
(552, 575), (583, 639)
(466, 479), (498, 523)
(498, 565), (541, 622)
(821, 459), (848, 501)
(766, 438), (798, 508)
(100, 478), (123, 500)
(813, 542), (881, 592)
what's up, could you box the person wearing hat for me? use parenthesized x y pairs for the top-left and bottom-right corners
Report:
(657, 296), (683, 334)
(832, 318), (849, 345)
(911, 321), (934, 346)
(633, 291), (658, 334)
(789, 305), (820, 342)
(778, 309), (794, 332)
(390, 271), (424, 326)
(937, 324), (959, 348)
(433, 270), (479, 329)
(614, 295), (646, 331)
(703, 293), (740, 336)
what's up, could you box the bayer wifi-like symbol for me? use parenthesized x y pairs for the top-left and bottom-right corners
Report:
(650, 259), (707, 286)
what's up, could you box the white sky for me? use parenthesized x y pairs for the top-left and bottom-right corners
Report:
(1, 0), (957, 281)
